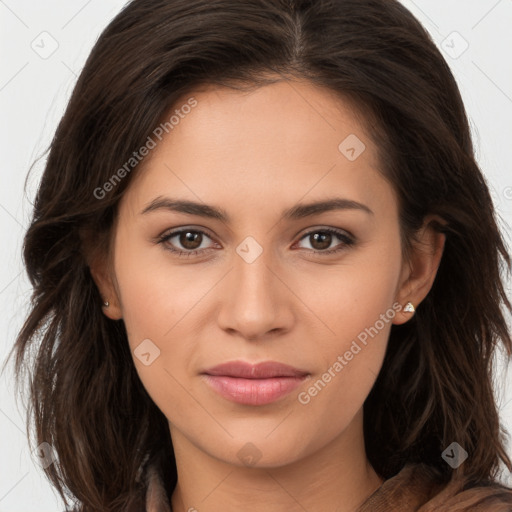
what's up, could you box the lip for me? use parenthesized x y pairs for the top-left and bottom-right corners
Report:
(201, 361), (310, 406)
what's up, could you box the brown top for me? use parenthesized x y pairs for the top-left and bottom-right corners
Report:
(145, 462), (512, 511)
(357, 464), (512, 511)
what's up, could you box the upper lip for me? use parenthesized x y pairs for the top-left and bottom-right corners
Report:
(203, 361), (309, 379)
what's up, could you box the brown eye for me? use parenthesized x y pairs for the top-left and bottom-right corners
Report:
(309, 232), (332, 250)
(158, 228), (217, 257)
(296, 228), (355, 254)
(179, 231), (203, 250)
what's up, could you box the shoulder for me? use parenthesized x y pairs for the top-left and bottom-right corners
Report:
(423, 476), (512, 511)
(358, 463), (512, 511)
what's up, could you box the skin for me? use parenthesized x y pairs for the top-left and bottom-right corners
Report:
(91, 79), (445, 512)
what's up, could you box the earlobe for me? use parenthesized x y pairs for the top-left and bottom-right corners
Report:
(403, 301), (415, 314)
(392, 215), (446, 325)
(392, 300), (417, 325)
(100, 296), (122, 320)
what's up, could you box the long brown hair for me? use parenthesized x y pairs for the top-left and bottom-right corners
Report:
(3, 0), (511, 509)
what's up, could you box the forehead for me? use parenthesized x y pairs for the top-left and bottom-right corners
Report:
(119, 80), (395, 219)
(165, 80), (376, 161)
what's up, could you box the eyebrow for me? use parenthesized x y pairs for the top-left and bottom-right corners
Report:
(140, 196), (374, 222)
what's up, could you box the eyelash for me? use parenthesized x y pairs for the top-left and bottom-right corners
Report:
(156, 227), (355, 258)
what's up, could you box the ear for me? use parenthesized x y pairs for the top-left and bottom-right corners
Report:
(392, 215), (446, 325)
(80, 227), (123, 321)
(88, 259), (123, 320)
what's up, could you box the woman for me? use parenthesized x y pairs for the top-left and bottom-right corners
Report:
(6, 0), (512, 510)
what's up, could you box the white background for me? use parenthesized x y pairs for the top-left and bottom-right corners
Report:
(1, 0), (511, 510)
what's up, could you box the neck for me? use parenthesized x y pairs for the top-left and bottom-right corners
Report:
(169, 410), (384, 512)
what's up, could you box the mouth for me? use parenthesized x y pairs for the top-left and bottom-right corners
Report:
(201, 360), (310, 406)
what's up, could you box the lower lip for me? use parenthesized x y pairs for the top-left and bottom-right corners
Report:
(202, 374), (307, 405)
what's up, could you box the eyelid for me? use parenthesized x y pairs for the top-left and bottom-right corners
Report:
(158, 223), (216, 236)
(294, 225), (355, 243)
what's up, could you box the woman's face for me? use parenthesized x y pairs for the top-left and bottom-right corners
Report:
(97, 80), (435, 468)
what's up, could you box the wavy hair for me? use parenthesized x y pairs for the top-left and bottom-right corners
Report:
(4, 0), (512, 509)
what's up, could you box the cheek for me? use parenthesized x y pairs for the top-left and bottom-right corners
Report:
(294, 292), (396, 447)
(291, 237), (401, 422)
(113, 232), (200, 343)
(112, 233), (213, 404)
(297, 235), (402, 352)
(113, 241), (200, 420)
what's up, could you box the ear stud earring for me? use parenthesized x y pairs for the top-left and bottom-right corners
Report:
(103, 300), (110, 308)
(404, 301), (415, 313)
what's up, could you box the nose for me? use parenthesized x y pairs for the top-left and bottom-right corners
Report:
(216, 245), (295, 341)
